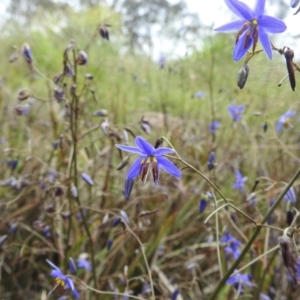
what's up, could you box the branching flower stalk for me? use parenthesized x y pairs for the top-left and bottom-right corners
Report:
(66, 46), (98, 289)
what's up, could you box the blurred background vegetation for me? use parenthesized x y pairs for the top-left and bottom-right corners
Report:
(0, 0), (300, 299)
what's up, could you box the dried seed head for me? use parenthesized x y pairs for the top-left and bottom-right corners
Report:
(77, 50), (88, 65)
(237, 64), (249, 89)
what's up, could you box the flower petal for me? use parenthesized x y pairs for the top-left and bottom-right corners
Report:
(214, 19), (245, 32)
(276, 121), (283, 133)
(115, 144), (144, 155)
(233, 32), (253, 61)
(254, 0), (266, 17)
(127, 157), (144, 179)
(259, 15), (287, 33)
(135, 136), (154, 155)
(46, 259), (61, 271)
(156, 156), (181, 178)
(291, 0), (300, 8)
(258, 29), (272, 59)
(224, 0), (254, 20)
(154, 147), (175, 156)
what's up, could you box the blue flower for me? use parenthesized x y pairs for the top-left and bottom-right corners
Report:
(283, 187), (296, 204)
(233, 170), (247, 193)
(215, 0), (286, 61)
(198, 199), (208, 213)
(115, 136), (181, 185)
(291, 0), (300, 8)
(228, 104), (245, 122)
(158, 55), (166, 69)
(77, 256), (92, 271)
(220, 232), (242, 260)
(193, 91), (206, 99)
(226, 272), (253, 296)
(209, 121), (220, 133)
(207, 151), (215, 171)
(276, 110), (296, 133)
(46, 260), (79, 299)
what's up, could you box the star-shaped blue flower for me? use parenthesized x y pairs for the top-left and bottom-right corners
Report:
(226, 271), (253, 296)
(233, 170), (247, 193)
(276, 110), (296, 133)
(46, 260), (79, 299)
(116, 136), (181, 185)
(228, 104), (245, 122)
(215, 0), (287, 61)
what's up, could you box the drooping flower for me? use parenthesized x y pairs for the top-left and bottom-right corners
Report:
(228, 104), (245, 122)
(291, 0), (300, 8)
(276, 110), (296, 133)
(220, 232), (242, 260)
(46, 260), (79, 299)
(226, 271), (253, 296)
(77, 255), (92, 271)
(115, 136), (181, 185)
(209, 121), (220, 133)
(198, 199), (208, 213)
(233, 170), (247, 193)
(207, 151), (215, 171)
(215, 0), (287, 61)
(283, 186), (296, 204)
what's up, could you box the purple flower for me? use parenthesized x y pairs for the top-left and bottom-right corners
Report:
(207, 151), (215, 171)
(228, 104), (245, 122)
(115, 136), (181, 185)
(260, 294), (271, 300)
(209, 121), (220, 133)
(276, 110), (296, 133)
(199, 199), (208, 213)
(233, 170), (247, 193)
(193, 91), (206, 99)
(215, 0), (286, 61)
(22, 43), (33, 63)
(283, 187), (296, 203)
(81, 173), (94, 186)
(291, 0), (300, 8)
(77, 256), (92, 271)
(226, 272), (253, 296)
(220, 232), (242, 260)
(46, 260), (79, 299)
(158, 55), (166, 69)
(171, 289), (180, 300)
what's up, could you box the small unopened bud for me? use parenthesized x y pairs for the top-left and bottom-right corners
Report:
(278, 235), (297, 283)
(22, 43), (33, 63)
(117, 155), (131, 170)
(54, 87), (65, 102)
(207, 151), (215, 171)
(99, 25), (109, 40)
(154, 138), (163, 149)
(198, 199), (208, 213)
(85, 73), (93, 80)
(77, 50), (88, 65)
(237, 64), (249, 89)
(93, 109), (108, 117)
(64, 64), (74, 77)
(286, 210), (295, 226)
(68, 257), (77, 274)
(140, 117), (151, 135)
(18, 89), (30, 101)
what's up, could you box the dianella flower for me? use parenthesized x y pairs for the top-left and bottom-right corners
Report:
(276, 110), (296, 133)
(220, 232), (242, 260)
(46, 260), (79, 299)
(228, 104), (245, 122)
(215, 0), (286, 61)
(115, 136), (181, 185)
(226, 271), (253, 296)
(283, 186), (296, 204)
(233, 170), (247, 193)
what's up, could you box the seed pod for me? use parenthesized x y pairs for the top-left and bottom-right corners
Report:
(237, 64), (249, 89)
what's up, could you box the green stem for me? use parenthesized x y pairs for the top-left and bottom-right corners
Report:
(208, 167), (300, 300)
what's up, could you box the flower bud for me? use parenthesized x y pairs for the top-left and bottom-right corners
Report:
(77, 50), (88, 65)
(99, 25), (109, 40)
(18, 89), (30, 101)
(22, 43), (33, 63)
(237, 64), (249, 89)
